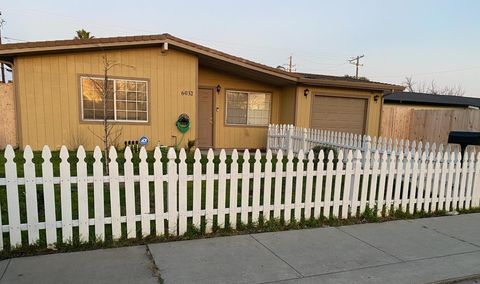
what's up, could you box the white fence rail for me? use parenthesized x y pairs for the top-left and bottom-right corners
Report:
(0, 143), (479, 250)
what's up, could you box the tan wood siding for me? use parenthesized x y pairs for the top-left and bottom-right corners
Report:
(15, 48), (197, 150)
(311, 95), (367, 134)
(198, 66), (282, 149)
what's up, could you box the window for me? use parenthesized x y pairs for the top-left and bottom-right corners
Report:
(81, 76), (148, 122)
(225, 90), (271, 126)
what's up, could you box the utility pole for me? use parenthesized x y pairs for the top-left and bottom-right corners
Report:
(348, 55), (364, 79)
(283, 55), (296, 72)
(0, 11), (5, 83)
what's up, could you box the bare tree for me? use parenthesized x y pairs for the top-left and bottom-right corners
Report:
(88, 55), (133, 172)
(403, 76), (465, 96)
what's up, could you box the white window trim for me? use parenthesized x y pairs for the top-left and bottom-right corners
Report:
(225, 90), (272, 126)
(80, 76), (149, 123)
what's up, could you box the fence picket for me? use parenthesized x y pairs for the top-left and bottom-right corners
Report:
(313, 151), (325, 218)
(294, 150), (305, 221)
(241, 150), (250, 225)
(304, 150), (314, 220)
(408, 151), (418, 214)
(385, 151), (397, 215)
(401, 151), (412, 211)
(324, 151), (334, 219)
(205, 149), (215, 233)
(393, 150), (404, 211)
(76, 146), (89, 242)
(416, 152), (428, 212)
(217, 150), (227, 227)
(351, 150), (362, 216)
(59, 146), (73, 243)
(284, 151), (294, 223)
(444, 151), (455, 211)
(369, 151), (380, 212)
(263, 150), (273, 221)
(431, 151), (442, 211)
(340, 151), (350, 219)
(153, 148), (165, 236)
(377, 152), (388, 216)
(109, 147), (122, 239)
(472, 152), (480, 208)
(192, 149), (202, 228)
(458, 153), (469, 210)
(273, 150), (283, 219)
(424, 152), (435, 212)
(178, 149), (188, 235)
(465, 152), (475, 209)
(229, 150), (239, 229)
(24, 146), (39, 244)
(92, 147), (104, 241)
(124, 146), (136, 238)
(452, 151), (462, 210)
(45, 152), (63, 243)
(360, 149), (371, 213)
(4, 146), (22, 247)
(438, 151), (449, 211)
(252, 150), (262, 223)
(167, 148), (178, 235)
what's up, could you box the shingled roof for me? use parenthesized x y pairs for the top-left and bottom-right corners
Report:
(384, 92), (480, 108)
(0, 33), (404, 91)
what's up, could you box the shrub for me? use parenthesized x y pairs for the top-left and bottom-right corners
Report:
(312, 145), (338, 164)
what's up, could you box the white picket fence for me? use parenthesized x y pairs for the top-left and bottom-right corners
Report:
(0, 143), (479, 250)
(267, 124), (460, 157)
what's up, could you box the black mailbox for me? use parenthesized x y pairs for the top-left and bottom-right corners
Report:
(448, 131), (480, 156)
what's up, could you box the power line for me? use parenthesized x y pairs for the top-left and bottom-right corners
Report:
(373, 66), (480, 79)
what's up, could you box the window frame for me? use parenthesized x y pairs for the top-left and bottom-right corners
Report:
(79, 75), (149, 123)
(224, 89), (272, 127)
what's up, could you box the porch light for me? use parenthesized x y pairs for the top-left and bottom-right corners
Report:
(304, 88), (310, 97)
(374, 95), (379, 102)
(216, 84), (222, 94)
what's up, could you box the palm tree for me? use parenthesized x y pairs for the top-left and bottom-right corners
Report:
(74, 29), (94, 39)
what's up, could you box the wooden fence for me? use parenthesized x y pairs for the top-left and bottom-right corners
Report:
(0, 83), (17, 149)
(0, 143), (479, 250)
(380, 105), (480, 144)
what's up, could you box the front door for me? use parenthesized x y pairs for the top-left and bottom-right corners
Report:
(198, 88), (214, 148)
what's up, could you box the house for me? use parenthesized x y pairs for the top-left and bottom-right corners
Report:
(0, 34), (403, 150)
(381, 92), (480, 143)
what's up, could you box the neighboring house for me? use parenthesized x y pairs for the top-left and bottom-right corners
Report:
(381, 92), (480, 144)
(0, 34), (403, 150)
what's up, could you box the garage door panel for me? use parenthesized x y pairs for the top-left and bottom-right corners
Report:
(311, 95), (367, 134)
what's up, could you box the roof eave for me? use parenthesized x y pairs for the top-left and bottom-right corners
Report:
(0, 39), (169, 56)
(299, 78), (405, 92)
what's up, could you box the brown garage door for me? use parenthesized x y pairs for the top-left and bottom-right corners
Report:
(311, 95), (367, 134)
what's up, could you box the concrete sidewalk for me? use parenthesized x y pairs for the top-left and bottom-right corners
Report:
(0, 214), (479, 284)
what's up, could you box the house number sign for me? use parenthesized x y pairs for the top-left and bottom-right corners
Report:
(181, 90), (194, 96)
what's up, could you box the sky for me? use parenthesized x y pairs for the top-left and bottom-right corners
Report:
(2, 0), (480, 97)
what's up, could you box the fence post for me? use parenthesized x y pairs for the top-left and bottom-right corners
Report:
(302, 128), (308, 153)
(286, 125), (294, 153)
(267, 125), (271, 150)
(363, 135), (372, 165)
